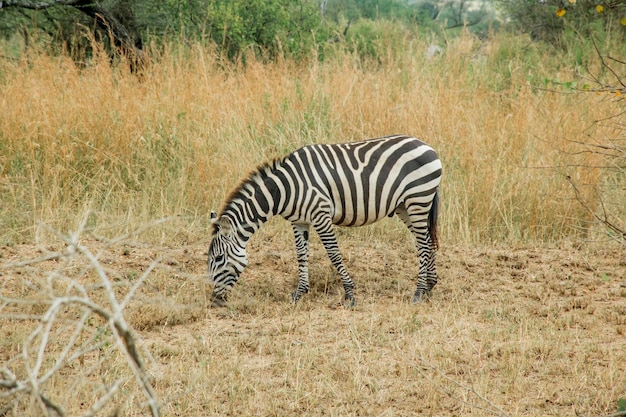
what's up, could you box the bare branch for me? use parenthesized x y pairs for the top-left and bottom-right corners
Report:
(82, 379), (124, 417)
(565, 174), (626, 244)
(589, 36), (626, 90)
(1, 217), (163, 416)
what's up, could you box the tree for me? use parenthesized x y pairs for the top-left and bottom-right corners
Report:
(0, 0), (329, 63)
(0, 0), (146, 69)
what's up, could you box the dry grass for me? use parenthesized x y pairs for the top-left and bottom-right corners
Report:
(0, 33), (621, 245)
(1, 231), (625, 416)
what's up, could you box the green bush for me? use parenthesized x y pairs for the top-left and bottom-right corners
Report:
(344, 18), (414, 64)
(498, 0), (626, 46)
(203, 0), (327, 60)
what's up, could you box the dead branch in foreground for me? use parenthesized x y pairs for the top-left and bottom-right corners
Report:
(0, 211), (160, 417)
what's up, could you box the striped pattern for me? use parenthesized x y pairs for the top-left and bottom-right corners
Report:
(208, 134), (442, 306)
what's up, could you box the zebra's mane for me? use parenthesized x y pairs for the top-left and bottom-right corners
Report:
(212, 157), (284, 235)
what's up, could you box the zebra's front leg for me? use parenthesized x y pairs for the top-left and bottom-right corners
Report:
(313, 218), (356, 307)
(291, 223), (310, 303)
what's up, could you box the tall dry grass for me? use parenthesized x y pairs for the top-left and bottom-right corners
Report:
(0, 33), (618, 245)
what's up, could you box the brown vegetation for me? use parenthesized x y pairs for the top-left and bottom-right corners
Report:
(1, 33), (621, 244)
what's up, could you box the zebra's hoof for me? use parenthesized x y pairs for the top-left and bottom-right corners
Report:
(210, 294), (228, 308)
(412, 290), (431, 304)
(343, 296), (356, 309)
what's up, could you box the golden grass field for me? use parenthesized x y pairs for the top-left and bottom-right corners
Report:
(1, 33), (622, 244)
(1, 32), (625, 416)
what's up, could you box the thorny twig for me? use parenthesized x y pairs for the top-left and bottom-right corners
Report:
(565, 174), (626, 245)
(0, 211), (162, 416)
(590, 37), (626, 91)
(558, 37), (626, 244)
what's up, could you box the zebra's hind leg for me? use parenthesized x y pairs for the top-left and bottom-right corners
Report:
(291, 223), (311, 303)
(313, 217), (356, 307)
(425, 238), (438, 293)
(413, 232), (437, 303)
(396, 204), (436, 303)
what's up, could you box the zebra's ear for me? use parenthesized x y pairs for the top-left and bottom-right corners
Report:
(210, 211), (233, 236)
(218, 217), (233, 237)
(210, 211), (223, 235)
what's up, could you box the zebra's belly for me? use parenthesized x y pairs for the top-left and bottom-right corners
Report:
(331, 208), (392, 227)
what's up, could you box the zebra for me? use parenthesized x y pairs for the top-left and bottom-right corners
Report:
(207, 134), (442, 307)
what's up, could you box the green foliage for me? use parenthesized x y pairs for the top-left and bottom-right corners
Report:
(497, 0), (626, 46)
(501, 0), (625, 95)
(346, 19), (386, 60)
(0, 0), (329, 61)
(202, 0), (325, 60)
(344, 18), (414, 63)
(0, 0), (502, 63)
(480, 36), (543, 91)
(0, 5), (86, 54)
(325, 0), (496, 37)
(324, 0), (424, 22)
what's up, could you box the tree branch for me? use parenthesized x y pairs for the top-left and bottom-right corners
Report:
(565, 174), (626, 244)
(1, 214), (162, 416)
(0, 0), (147, 71)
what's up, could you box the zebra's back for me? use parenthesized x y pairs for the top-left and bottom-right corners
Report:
(279, 135), (441, 227)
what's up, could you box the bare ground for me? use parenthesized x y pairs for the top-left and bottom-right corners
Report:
(1, 236), (625, 416)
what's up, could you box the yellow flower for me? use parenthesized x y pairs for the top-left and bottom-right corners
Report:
(568, 0), (576, 3)
(621, 17), (626, 26)
(596, 5), (604, 12)
(556, 8), (566, 17)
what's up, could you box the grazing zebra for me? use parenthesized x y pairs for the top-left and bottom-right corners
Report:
(207, 134), (442, 307)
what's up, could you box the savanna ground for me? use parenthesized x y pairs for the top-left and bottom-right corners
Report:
(2, 226), (625, 416)
(1, 30), (625, 416)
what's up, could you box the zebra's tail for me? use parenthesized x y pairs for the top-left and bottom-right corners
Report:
(428, 188), (439, 250)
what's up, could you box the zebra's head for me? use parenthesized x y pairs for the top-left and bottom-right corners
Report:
(207, 211), (248, 307)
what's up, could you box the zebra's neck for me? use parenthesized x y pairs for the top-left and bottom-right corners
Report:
(219, 162), (284, 245)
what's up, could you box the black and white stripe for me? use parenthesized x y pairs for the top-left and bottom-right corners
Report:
(208, 134), (442, 306)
